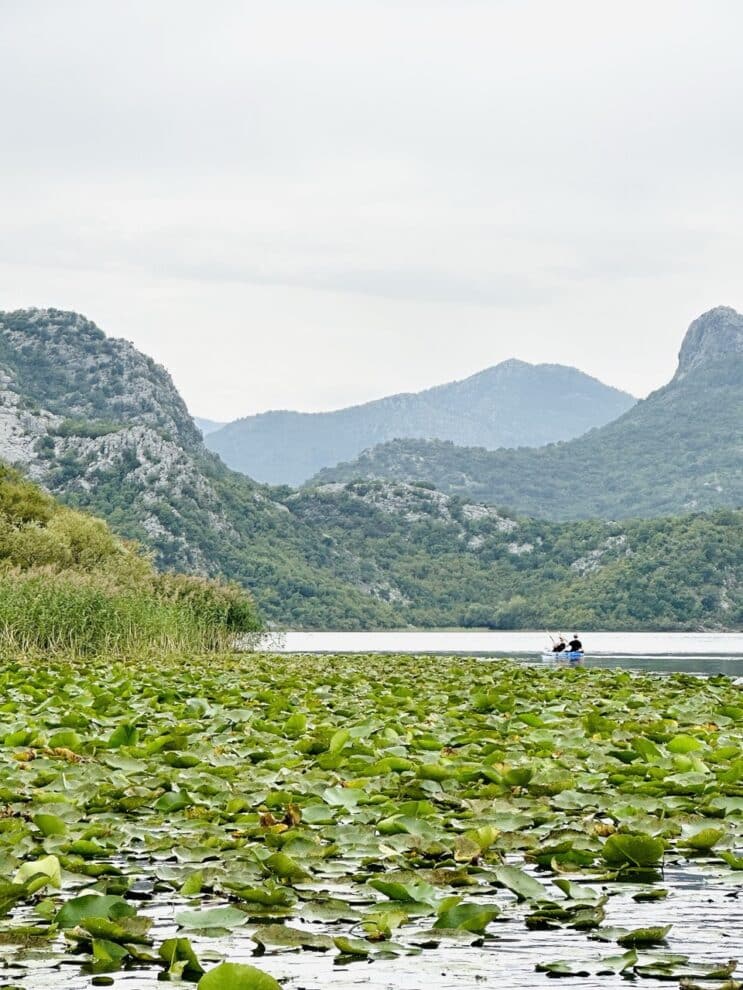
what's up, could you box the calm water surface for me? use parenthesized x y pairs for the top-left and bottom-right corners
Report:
(257, 630), (743, 676)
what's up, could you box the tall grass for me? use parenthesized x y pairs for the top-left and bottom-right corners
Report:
(0, 464), (261, 656)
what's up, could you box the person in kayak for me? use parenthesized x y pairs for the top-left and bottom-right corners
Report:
(550, 635), (567, 653)
(568, 634), (583, 653)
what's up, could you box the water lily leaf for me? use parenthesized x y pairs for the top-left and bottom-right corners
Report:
(536, 949), (637, 977)
(369, 878), (440, 906)
(251, 924), (333, 951)
(334, 935), (373, 956)
(322, 786), (360, 809)
(107, 723), (139, 748)
(33, 813), (67, 837)
(682, 827), (725, 851)
(634, 737), (663, 762)
(56, 894), (135, 929)
(502, 764), (533, 787)
(263, 851), (310, 882)
(76, 915), (153, 945)
(13, 854), (61, 891)
(91, 937), (130, 966)
(175, 907), (248, 931)
(0, 880), (31, 917)
(154, 790), (193, 813)
(453, 835), (482, 862)
(180, 870), (204, 896)
(553, 878), (599, 902)
(634, 957), (738, 981)
(361, 906), (407, 938)
(595, 949), (638, 974)
(633, 887), (669, 901)
(329, 728), (350, 754)
(158, 937), (205, 977)
(668, 734), (704, 754)
(616, 924), (672, 947)
(493, 864), (551, 902)
(284, 713), (307, 738)
(602, 833), (665, 867)
(227, 884), (296, 907)
(433, 900), (500, 934)
(535, 958), (590, 977)
(198, 962), (281, 990)
(719, 851), (743, 870)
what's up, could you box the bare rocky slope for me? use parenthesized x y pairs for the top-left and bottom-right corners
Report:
(0, 307), (739, 630)
(312, 307), (743, 521)
(205, 360), (634, 486)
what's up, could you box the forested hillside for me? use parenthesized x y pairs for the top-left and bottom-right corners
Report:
(0, 307), (739, 631)
(312, 307), (743, 520)
(206, 360), (634, 485)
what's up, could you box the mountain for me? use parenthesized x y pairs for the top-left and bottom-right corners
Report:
(312, 307), (743, 521)
(0, 307), (739, 631)
(195, 416), (226, 436)
(0, 308), (400, 627)
(205, 360), (635, 485)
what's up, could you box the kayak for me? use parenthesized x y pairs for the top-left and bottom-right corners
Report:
(541, 651), (584, 662)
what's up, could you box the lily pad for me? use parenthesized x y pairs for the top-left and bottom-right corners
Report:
(198, 963), (282, 990)
(175, 907), (248, 931)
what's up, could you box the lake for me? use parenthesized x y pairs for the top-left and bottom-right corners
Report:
(256, 630), (743, 676)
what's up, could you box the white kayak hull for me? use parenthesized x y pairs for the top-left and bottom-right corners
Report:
(542, 651), (584, 662)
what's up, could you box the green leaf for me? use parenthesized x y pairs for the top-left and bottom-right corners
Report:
(719, 850), (743, 870)
(553, 878), (599, 902)
(263, 851), (309, 882)
(49, 729), (82, 751)
(154, 790), (193, 813)
(284, 713), (307, 738)
(175, 907), (248, 931)
(158, 937), (205, 977)
(180, 870), (204, 895)
(56, 894), (135, 929)
(329, 728), (350, 754)
(601, 833), (665, 867)
(616, 924), (672, 947)
(682, 827), (725, 851)
(13, 854), (61, 891)
(198, 962), (282, 990)
(334, 935), (373, 956)
(77, 915), (152, 945)
(251, 924), (333, 951)
(667, 733), (704, 753)
(433, 900), (500, 934)
(91, 938), (130, 965)
(107, 723), (139, 748)
(369, 878), (440, 906)
(493, 864), (551, 902)
(33, 813), (67, 837)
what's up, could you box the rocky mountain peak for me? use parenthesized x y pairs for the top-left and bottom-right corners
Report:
(0, 308), (202, 449)
(675, 306), (743, 380)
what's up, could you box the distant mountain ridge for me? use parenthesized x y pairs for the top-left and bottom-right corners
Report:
(0, 306), (739, 630)
(205, 359), (635, 485)
(195, 417), (226, 436)
(312, 306), (743, 520)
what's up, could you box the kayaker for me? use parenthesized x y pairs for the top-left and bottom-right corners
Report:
(551, 635), (567, 653)
(568, 634), (583, 653)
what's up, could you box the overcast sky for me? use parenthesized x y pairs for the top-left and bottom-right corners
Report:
(1, 0), (741, 420)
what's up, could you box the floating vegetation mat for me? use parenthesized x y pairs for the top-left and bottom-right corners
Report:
(0, 653), (742, 989)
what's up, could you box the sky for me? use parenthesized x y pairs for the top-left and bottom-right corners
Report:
(1, 0), (742, 421)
